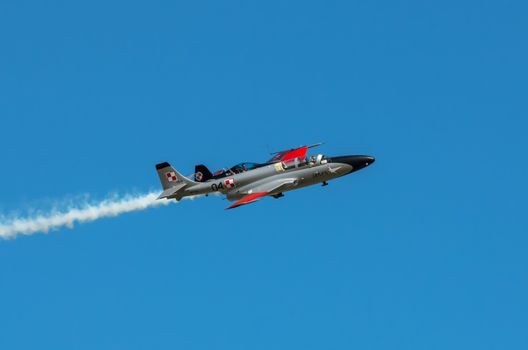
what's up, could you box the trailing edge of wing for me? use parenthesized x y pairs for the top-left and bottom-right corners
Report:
(226, 192), (268, 210)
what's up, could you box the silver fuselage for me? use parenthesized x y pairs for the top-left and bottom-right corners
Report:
(180, 159), (354, 201)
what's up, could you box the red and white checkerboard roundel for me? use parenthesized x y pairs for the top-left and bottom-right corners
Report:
(224, 178), (235, 189)
(166, 171), (177, 182)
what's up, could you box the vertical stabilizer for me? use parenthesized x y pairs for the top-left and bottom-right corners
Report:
(155, 162), (195, 190)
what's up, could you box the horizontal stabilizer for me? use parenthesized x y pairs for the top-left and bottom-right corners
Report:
(157, 182), (187, 200)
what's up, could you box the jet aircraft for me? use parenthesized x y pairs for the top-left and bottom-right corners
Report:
(155, 144), (375, 209)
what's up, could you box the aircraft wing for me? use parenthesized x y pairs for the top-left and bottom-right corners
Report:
(226, 178), (298, 209)
(227, 192), (269, 209)
(268, 143), (322, 163)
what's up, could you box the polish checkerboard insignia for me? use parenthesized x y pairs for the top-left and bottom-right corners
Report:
(224, 178), (235, 189)
(166, 171), (177, 182)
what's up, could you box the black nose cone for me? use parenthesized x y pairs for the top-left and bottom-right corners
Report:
(330, 155), (375, 171)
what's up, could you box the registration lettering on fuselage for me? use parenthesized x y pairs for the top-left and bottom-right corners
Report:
(313, 169), (330, 178)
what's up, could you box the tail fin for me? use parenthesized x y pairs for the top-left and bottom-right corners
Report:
(155, 162), (195, 190)
(194, 164), (213, 182)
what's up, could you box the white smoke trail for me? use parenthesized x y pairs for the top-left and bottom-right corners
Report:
(0, 191), (182, 240)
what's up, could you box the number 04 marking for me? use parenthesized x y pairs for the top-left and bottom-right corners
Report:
(211, 182), (225, 191)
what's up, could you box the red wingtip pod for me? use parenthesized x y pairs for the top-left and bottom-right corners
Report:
(226, 192), (269, 209)
(280, 146), (308, 162)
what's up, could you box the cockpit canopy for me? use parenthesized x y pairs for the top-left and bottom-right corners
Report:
(282, 154), (327, 168)
(213, 162), (262, 178)
(212, 155), (328, 178)
(229, 162), (261, 174)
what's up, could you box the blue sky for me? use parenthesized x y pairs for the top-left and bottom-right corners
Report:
(1, 0), (527, 349)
